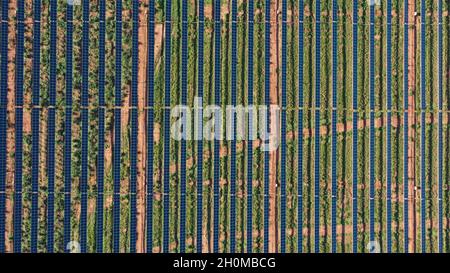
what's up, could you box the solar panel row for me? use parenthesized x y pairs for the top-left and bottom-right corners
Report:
(314, 0), (321, 253)
(230, 0), (237, 254)
(14, 0), (25, 253)
(386, 0), (393, 254)
(247, 0), (254, 254)
(213, 0), (221, 253)
(280, 0), (287, 254)
(147, 0), (155, 253)
(31, 0), (42, 253)
(180, 0), (188, 253)
(264, 0), (270, 253)
(64, 3), (73, 253)
(163, 0), (171, 253)
(113, 0), (123, 253)
(47, 0), (57, 253)
(437, 0), (443, 254)
(331, 0), (338, 253)
(80, 0), (90, 253)
(196, 0), (204, 254)
(298, 0), (304, 254)
(369, 0), (375, 244)
(97, 0), (106, 253)
(352, 0), (358, 253)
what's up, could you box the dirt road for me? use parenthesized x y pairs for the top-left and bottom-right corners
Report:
(136, 1), (149, 253)
(269, 0), (280, 253)
(407, 0), (417, 253)
(5, 0), (17, 253)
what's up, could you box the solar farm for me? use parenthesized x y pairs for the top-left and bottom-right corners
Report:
(0, 0), (449, 254)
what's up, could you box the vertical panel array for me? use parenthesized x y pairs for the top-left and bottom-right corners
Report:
(64, 2), (73, 253)
(247, 0), (254, 254)
(163, 0), (172, 253)
(80, 0), (90, 253)
(437, 0), (443, 254)
(97, 0), (106, 253)
(147, 0), (155, 253)
(403, 0), (409, 253)
(280, 0), (287, 254)
(297, 0), (304, 253)
(213, 0), (221, 253)
(386, 0), (393, 253)
(31, 0), (42, 253)
(314, 0), (321, 253)
(196, 0), (204, 254)
(351, 0), (358, 253)
(180, 0), (188, 253)
(0, 0), (8, 253)
(113, 0), (123, 253)
(130, 0), (139, 253)
(331, 0), (338, 253)
(230, 0), (237, 254)
(369, 0), (375, 243)
(263, 0), (270, 253)
(420, 0), (426, 253)
(47, 0), (57, 253)
(2, 0), (449, 255)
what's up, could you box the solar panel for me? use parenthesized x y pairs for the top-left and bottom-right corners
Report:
(113, 0), (123, 253)
(0, 0), (8, 254)
(314, 0), (321, 253)
(403, 0), (409, 253)
(280, 0), (287, 253)
(180, 0), (188, 253)
(80, 0), (90, 253)
(64, 3), (73, 253)
(14, 0), (25, 253)
(331, 0), (338, 253)
(163, 0), (172, 253)
(386, 0), (393, 254)
(230, 0), (238, 254)
(420, 0), (426, 253)
(129, 0), (139, 253)
(47, 0), (57, 253)
(264, 0), (270, 253)
(298, 0), (304, 254)
(247, 0), (254, 254)
(369, 0), (375, 244)
(97, 0), (106, 253)
(352, 0), (358, 253)
(31, 0), (42, 253)
(437, 0), (443, 254)
(147, 0), (155, 254)
(213, 0), (221, 253)
(196, 0), (204, 254)
(2, 0), (447, 255)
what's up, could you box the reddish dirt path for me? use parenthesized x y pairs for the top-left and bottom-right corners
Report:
(5, 0), (17, 253)
(407, 0), (417, 253)
(268, 0), (280, 253)
(154, 24), (163, 65)
(136, 1), (149, 253)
